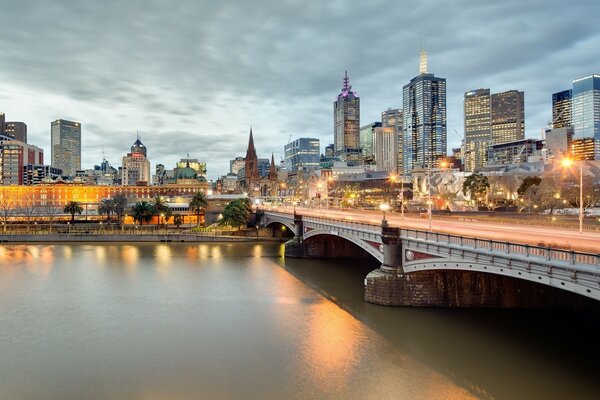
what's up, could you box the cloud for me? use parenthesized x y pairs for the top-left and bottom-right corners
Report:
(0, 0), (599, 179)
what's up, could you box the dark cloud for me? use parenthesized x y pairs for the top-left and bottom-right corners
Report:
(0, 0), (599, 178)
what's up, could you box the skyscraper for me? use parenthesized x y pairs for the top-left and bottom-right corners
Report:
(51, 119), (81, 177)
(373, 126), (397, 172)
(490, 90), (524, 145)
(284, 137), (320, 172)
(381, 108), (403, 173)
(4, 121), (27, 143)
(359, 122), (381, 160)
(402, 49), (447, 175)
(464, 89), (491, 171)
(552, 89), (572, 129)
(334, 71), (361, 162)
(121, 136), (150, 186)
(571, 74), (600, 160)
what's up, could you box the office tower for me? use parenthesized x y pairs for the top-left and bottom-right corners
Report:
(284, 137), (320, 172)
(490, 90), (524, 145)
(552, 89), (572, 129)
(258, 158), (270, 178)
(463, 89), (491, 171)
(244, 128), (259, 189)
(402, 49), (447, 174)
(359, 122), (381, 159)
(382, 108), (403, 172)
(51, 119), (81, 177)
(373, 126), (398, 172)
(121, 137), (150, 186)
(230, 156), (245, 176)
(0, 138), (43, 185)
(0, 113), (5, 132)
(571, 74), (600, 160)
(334, 71), (361, 162)
(4, 121), (27, 143)
(324, 144), (334, 158)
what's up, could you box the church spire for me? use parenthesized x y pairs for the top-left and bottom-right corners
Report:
(269, 152), (277, 181)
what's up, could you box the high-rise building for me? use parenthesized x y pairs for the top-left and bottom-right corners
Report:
(463, 89), (491, 172)
(402, 49), (447, 175)
(51, 119), (81, 177)
(230, 156), (245, 176)
(0, 138), (43, 185)
(284, 137), (320, 172)
(121, 137), (150, 186)
(0, 113), (4, 131)
(4, 121), (27, 143)
(359, 122), (381, 159)
(571, 74), (600, 160)
(244, 128), (259, 189)
(490, 90), (524, 145)
(373, 126), (397, 172)
(552, 89), (572, 129)
(545, 127), (573, 160)
(381, 108), (403, 173)
(334, 71), (361, 162)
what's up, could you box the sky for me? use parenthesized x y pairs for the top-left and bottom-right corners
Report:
(1, 0), (599, 180)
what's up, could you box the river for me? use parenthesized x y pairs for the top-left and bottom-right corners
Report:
(0, 242), (598, 399)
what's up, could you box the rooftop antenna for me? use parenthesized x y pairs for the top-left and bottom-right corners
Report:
(419, 38), (428, 74)
(101, 145), (105, 161)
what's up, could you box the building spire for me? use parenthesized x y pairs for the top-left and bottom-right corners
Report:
(419, 41), (428, 74)
(248, 126), (255, 151)
(343, 70), (350, 92)
(269, 152), (277, 180)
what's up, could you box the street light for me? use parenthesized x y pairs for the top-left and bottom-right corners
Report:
(561, 157), (584, 233)
(379, 203), (390, 226)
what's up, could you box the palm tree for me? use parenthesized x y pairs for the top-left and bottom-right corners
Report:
(98, 198), (115, 222)
(189, 191), (208, 227)
(112, 194), (128, 229)
(131, 201), (152, 226)
(64, 201), (83, 224)
(150, 196), (170, 228)
(219, 198), (251, 230)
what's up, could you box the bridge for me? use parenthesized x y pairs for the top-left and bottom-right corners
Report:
(261, 210), (600, 307)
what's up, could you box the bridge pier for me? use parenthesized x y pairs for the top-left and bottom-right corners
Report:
(284, 213), (304, 258)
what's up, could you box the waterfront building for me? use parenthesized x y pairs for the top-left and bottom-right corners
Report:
(334, 71), (361, 163)
(373, 126), (398, 172)
(552, 89), (572, 129)
(571, 74), (600, 160)
(487, 138), (544, 166)
(381, 108), (403, 173)
(121, 137), (151, 186)
(284, 137), (320, 172)
(51, 119), (81, 177)
(3, 121), (27, 143)
(464, 89), (491, 172)
(402, 49), (447, 174)
(491, 90), (524, 145)
(359, 122), (381, 161)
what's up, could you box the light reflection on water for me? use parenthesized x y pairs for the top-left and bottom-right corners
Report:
(0, 242), (597, 399)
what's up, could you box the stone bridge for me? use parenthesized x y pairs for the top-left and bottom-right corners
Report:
(261, 211), (600, 307)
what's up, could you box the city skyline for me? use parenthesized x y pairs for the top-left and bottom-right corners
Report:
(1, 1), (599, 179)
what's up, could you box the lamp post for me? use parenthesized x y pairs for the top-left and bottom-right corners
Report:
(561, 158), (584, 233)
(379, 203), (390, 227)
(388, 173), (398, 211)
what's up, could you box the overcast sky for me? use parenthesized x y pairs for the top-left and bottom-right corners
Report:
(1, 0), (599, 180)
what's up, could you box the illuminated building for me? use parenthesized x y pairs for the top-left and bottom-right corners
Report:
(491, 90), (524, 145)
(402, 48), (447, 174)
(0, 137), (43, 185)
(51, 119), (81, 177)
(176, 158), (207, 178)
(360, 122), (381, 161)
(381, 108), (403, 173)
(552, 89), (572, 129)
(284, 137), (320, 172)
(230, 156), (245, 176)
(23, 165), (62, 185)
(373, 126), (397, 172)
(464, 89), (491, 171)
(3, 121), (27, 143)
(487, 138), (543, 166)
(334, 71), (361, 163)
(571, 74), (600, 159)
(571, 137), (595, 160)
(121, 137), (151, 186)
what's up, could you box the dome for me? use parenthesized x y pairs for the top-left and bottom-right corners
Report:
(176, 166), (198, 179)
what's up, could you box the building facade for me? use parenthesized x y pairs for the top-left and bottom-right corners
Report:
(3, 121), (27, 143)
(51, 119), (81, 177)
(571, 75), (600, 160)
(284, 137), (320, 172)
(487, 138), (544, 166)
(402, 49), (447, 175)
(373, 126), (398, 172)
(359, 122), (381, 161)
(334, 71), (361, 162)
(0, 137), (44, 185)
(121, 138), (151, 186)
(552, 89), (572, 129)
(545, 127), (573, 160)
(463, 89), (491, 172)
(490, 90), (524, 145)
(381, 108), (403, 173)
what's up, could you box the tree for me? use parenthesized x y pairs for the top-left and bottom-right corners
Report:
(131, 201), (152, 226)
(517, 176), (542, 196)
(42, 204), (62, 233)
(112, 194), (129, 229)
(218, 198), (251, 229)
(64, 201), (83, 224)
(150, 196), (170, 228)
(462, 173), (490, 205)
(98, 198), (116, 222)
(189, 191), (208, 227)
(0, 197), (15, 233)
(173, 215), (183, 228)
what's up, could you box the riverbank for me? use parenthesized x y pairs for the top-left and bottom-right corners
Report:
(0, 233), (285, 243)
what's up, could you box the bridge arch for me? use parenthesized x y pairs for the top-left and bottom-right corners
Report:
(303, 229), (383, 263)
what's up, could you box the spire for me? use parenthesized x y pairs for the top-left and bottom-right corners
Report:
(419, 41), (428, 74)
(342, 70), (349, 92)
(269, 152), (277, 180)
(248, 126), (255, 151)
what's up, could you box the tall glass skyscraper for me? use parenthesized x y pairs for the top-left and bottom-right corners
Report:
(490, 90), (524, 145)
(334, 71), (360, 162)
(402, 50), (447, 175)
(381, 108), (403, 173)
(552, 89), (572, 128)
(571, 75), (600, 160)
(464, 89), (491, 172)
(51, 119), (81, 177)
(284, 137), (320, 172)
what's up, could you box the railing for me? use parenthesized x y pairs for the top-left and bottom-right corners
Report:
(401, 229), (600, 267)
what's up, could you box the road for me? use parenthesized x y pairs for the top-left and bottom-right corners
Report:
(268, 207), (600, 253)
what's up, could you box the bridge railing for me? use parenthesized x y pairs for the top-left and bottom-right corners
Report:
(402, 229), (600, 267)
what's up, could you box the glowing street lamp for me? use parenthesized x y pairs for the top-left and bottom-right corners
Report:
(379, 203), (390, 225)
(561, 157), (584, 233)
